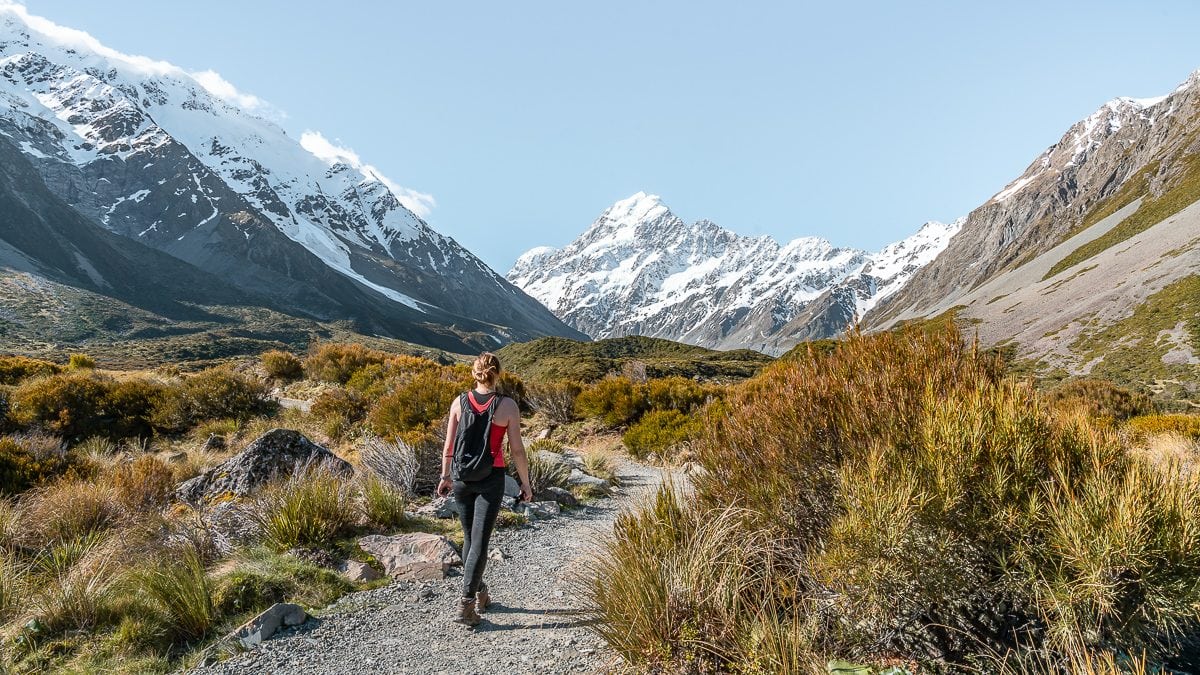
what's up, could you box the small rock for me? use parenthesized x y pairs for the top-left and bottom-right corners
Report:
(229, 603), (307, 649)
(501, 495), (518, 510)
(535, 428), (552, 440)
(358, 533), (462, 580)
(567, 469), (611, 490)
(415, 496), (459, 519)
(202, 434), (226, 452)
(488, 548), (506, 562)
(520, 500), (560, 519)
(285, 547), (339, 569)
(337, 559), (382, 583)
(539, 486), (578, 507)
(504, 474), (520, 498)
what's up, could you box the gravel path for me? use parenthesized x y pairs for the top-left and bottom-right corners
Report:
(191, 461), (664, 675)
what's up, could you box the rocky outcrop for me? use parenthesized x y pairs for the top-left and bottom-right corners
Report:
(358, 533), (462, 580)
(176, 429), (352, 505)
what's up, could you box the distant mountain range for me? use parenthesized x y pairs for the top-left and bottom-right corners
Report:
(0, 5), (583, 358)
(511, 71), (1200, 403)
(508, 192), (959, 354)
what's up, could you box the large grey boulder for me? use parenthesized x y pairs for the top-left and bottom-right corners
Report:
(176, 429), (353, 505)
(358, 533), (462, 580)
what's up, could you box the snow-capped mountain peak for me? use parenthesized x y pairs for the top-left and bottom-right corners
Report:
(509, 193), (960, 353)
(0, 2), (581, 347)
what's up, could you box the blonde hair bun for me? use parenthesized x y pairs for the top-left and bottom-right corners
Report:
(472, 352), (502, 386)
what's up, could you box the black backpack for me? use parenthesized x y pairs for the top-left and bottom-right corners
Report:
(451, 391), (499, 481)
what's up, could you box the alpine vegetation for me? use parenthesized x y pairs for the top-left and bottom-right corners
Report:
(588, 323), (1200, 672)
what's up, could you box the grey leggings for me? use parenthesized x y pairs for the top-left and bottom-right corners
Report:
(452, 467), (505, 598)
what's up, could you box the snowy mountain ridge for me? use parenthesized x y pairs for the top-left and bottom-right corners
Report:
(508, 192), (960, 353)
(0, 3), (580, 349)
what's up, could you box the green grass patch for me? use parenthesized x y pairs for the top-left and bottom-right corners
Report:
(497, 335), (771, 383)
(1070, 275), (1200, 403)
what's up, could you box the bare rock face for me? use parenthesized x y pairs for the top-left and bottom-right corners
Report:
(176, 429), (353, 505)
(358, 533), (462, 580)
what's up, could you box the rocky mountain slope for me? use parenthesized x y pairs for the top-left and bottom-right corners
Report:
(865, 70), (1200, 403)
(509, 192), (958, 354)
(0, 5), (582, 355)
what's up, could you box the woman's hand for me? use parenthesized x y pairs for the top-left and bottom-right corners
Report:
(519, 481), (533, 503)
(436, 477), (453, 498)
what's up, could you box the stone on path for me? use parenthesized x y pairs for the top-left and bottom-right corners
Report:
(229, 603), (307, 649)
(337, 559), (382, 583)
(504, 474), (520, 498)
(520, 500), (560, 519)
(358, 533), (462, 580)
(176, 429), (353, 505)
(568, 468), (610, 491)
(415, 496), (459, 519)
(539, 486), (578, 507)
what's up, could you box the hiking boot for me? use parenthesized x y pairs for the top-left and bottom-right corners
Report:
(476, 583), (490, 612)
(456, 597), (481, 626)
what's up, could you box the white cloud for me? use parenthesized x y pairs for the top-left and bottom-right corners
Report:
(190, 70), (265, 111)
(0, 1), (272, 114)
(301, 130), (436, 218)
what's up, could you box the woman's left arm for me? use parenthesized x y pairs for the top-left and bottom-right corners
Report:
(504, 399), (533, 502)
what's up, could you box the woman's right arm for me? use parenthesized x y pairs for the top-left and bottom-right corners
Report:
(437, 397), (460, 496)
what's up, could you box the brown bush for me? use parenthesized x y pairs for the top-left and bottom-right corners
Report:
(152, 368), (274, 433)
(67, 353), (97, 370)
(0, 433), (72, 496)
(304, 343), (390, 384)
(108, 455), (175, 512)
(367, 370), (460, 440)
(1047, 378), (1155, 423)
(526, 380), (582, 425)
(311, 387), (369, 439)
(0, 355), (61, 385)
(9, 372), (109, 441)
(261, 350), (304, 381)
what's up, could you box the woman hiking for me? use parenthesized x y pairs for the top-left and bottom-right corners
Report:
(437, 352), (533, 626)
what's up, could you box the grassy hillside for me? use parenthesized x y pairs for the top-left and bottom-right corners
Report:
(0, 271), (463, 370)
(1071, 275), (1200, 405)
(496, 335), (772, 382)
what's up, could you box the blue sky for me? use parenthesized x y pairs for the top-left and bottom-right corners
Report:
(23, 1), (1200, 271)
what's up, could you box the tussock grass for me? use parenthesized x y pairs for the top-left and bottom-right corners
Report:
(525, 452), (571, 494)
(255, 471), (355, 551)
(589, 323), (1200, 671)
(357, 473), (407, 530)
(130, 547), (214, 641)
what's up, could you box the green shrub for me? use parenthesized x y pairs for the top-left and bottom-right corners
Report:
(102, 378), (168, 441)
(495, 371), (528, 411)
(9, 372), (109, 440)
(622, 409), (701, 460)
(304, 343), (390, 385)
(261, 350), (304, 381)
(366, 370), (459, 439)
(644, 376), (720, 413)
(1047, 378), (1155, 423)
(67, 353), (96, 370)
(311, 387), (369, 439)
(255, 471), (355, 551)
(1127, 413), (1200, 439)
(152, 368), (274, 433)
(0, 355), (61, 385)
(130, 547), (213, 640)
(0, 434), (71, 496)
(211, 568), (289, 617)
(575, 376), (647, 427)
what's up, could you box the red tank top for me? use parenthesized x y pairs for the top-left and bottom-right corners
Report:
(466, 391), (507, 467)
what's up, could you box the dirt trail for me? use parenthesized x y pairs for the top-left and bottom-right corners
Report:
(190, 461), (665, 675)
